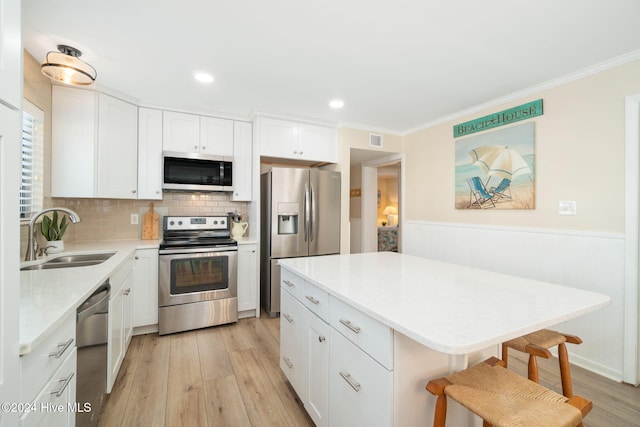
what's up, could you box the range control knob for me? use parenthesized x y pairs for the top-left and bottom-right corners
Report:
(213, 220), (218, 225)
(178, 221), (183, 226)
(169, 221), (175, 226)
(221, 220), (226, 225)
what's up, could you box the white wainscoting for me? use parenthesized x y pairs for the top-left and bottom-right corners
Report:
(403, 220), (625, 381)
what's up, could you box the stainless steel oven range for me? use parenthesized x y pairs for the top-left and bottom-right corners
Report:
(158, 215), (238, 335)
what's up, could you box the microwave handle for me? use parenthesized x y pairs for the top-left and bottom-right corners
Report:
(220, 162), (225, 182)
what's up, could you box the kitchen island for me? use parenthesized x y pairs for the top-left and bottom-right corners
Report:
(278, 252), (610, 426)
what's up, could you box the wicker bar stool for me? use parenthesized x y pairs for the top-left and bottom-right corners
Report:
(426, 357), (592, 427)
(502, 329), (582, 397)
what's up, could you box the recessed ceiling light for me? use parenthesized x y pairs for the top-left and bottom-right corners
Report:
(194, 72), (214, 84)
(329, 99), (344, 109)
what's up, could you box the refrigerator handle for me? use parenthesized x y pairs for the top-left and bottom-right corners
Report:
(310, 182), (315, 242)
(304, 182), (310, 242)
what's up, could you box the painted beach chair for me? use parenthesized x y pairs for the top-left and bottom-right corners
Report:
(489, 178), (512, 201)
(467, 176), (495, 209)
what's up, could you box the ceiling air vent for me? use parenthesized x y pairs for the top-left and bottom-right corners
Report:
(369, 133), (383, 148)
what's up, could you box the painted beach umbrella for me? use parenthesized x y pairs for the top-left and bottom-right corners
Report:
(468, 145), (531, 180)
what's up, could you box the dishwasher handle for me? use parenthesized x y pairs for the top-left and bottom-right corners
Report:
(77, 283), (110, 323)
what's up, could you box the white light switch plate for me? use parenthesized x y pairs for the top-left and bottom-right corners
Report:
(559, 201), (576, 215)
(131, 213), (139, 224)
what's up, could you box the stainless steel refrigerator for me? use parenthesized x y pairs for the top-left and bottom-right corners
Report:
(260, 167), (341, 316)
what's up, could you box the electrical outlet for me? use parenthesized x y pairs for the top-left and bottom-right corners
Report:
(131, 213), (139, 224)
(559, 201), (576, 215)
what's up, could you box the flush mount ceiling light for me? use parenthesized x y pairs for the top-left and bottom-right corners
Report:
(329, 99), (344, 109)
(41, 45), (97, 86)
(194, 71), (214, 83)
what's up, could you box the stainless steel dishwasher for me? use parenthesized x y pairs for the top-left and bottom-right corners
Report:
(76, 282), (110, 427)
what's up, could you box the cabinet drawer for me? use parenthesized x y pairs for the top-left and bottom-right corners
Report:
(301, 281), (329, 321)
(20, 347), (77, 427)
(329, 329), (392, 427)
(281, 268), (306, 301)
(330, 296), (393, 369)
(21, 313), (76, 403)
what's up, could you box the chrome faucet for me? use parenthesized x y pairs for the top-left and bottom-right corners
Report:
(24, 208), (82, 261)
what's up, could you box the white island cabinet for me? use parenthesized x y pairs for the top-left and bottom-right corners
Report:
(279, 252), (610, 426)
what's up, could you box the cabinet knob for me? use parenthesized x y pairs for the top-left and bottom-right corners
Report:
(194, 145), (198, 149)
(134, 256), (139, 260)
(293, 150), (298, 154)
(318, 336), (326, 342)
(156, 190), (161, 194)
(201, 146), (206, 150)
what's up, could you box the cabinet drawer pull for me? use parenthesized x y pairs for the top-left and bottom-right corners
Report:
(283, 313), (294, 323)
(339, 371), (361, 392)
(49, 339), (74, 359)
(339, 319), (361, 334)
(283, 280), (295, 287)
(305, 295), (320, 305)
(124, 288), (131, 296)
(50, 372), (74, 397)
(283, 357), (294, 369)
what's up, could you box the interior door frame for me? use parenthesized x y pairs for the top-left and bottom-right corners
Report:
(361, 153), (404, 253)
(624, 93), (640, 385)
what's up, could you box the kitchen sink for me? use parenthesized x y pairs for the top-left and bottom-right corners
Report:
(21, 252), (115, 271)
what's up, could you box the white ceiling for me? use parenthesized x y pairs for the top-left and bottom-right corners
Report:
(23, 0), (640, 134)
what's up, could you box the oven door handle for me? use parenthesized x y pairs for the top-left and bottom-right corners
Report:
(159, 246), (238, 255)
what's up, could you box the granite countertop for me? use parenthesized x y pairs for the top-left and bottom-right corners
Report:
(278, 252), (610, 355)
(20, 240), (160, 356)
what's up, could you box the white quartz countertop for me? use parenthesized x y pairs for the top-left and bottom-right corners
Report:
(20, 240), (159, 356)
(279, 252), (610, 355)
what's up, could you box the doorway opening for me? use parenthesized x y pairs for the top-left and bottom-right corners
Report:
(349, 148), (403, 254)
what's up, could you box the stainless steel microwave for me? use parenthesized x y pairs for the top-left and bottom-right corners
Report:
(162, 151), (233, 192)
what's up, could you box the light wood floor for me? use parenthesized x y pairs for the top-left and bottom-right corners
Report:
(99, 313), (639, 426)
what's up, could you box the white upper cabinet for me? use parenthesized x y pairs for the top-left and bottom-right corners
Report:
(137, 108), (163, 200)
(0, 0), (21, 110)
(258, 117), (338, 163)
(51, 86), (138, 199)
(163, 111), (233, 156)
(97, 93), (139, 198)
(232, 121), (253, 201)
(201, 116), (234, 156)
(51, 86), (97, 198)
(162, 111), (199, 153)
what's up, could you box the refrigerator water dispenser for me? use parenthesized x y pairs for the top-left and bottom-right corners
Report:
(277, 202), (299, 235)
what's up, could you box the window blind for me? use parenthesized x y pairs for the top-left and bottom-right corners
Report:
(21, 100), (44, 219)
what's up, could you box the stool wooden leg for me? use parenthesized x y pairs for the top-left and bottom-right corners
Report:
(426, 378), (451, 427)
(558, 342), (573, 398)
(527, 355), (539, 383)
(433, 394), (447, 427)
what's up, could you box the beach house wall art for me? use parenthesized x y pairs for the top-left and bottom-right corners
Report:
(454, 122), (536, 209)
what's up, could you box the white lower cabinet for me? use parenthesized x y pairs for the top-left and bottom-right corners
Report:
(237, 243), (258, 317)
(19, 313), (76, 427)
(280, 269), (393, 426)
(132, 248), (159, 329)
(107, 258), (133, 393)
